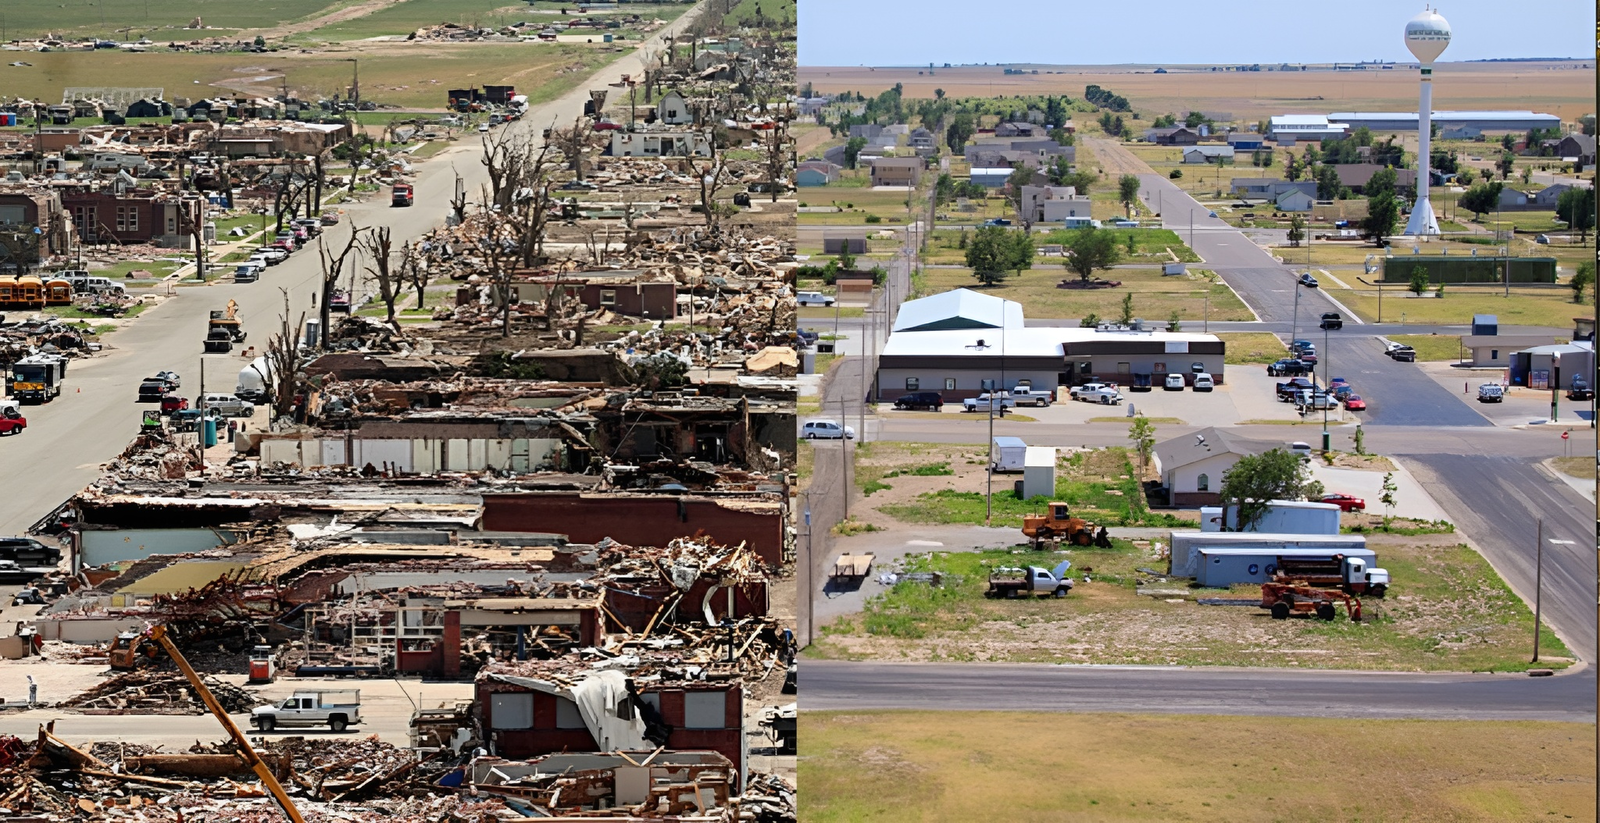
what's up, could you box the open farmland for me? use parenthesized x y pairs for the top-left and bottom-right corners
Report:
(799, 61), (1594, 122)
(0, 42), (616, 110)
(0, 0), (348, 39)
(802, 712), (1597, 823)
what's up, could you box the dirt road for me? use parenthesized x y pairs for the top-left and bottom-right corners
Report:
(1083, 136), (1155, 177)
(239, 0), (406, 40)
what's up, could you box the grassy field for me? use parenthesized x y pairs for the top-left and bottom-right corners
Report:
(915, 265), (1251, 323)
(1549, 456), (1594, 479)
(876, 447), (1190, 530)
(797, 179), (925, 225)
(1333, 283), (1588, 326)
(801, 712), (1597, 822)
(0, 0), (348, 39)
(1217, 332), (1288, 364)
(921, 227), (1200, 266)
(293, 1), (692, 43)
(0, 43), (614, 110)
(810, 536), (1571, 672)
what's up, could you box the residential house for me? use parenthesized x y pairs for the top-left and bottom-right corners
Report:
(124, 98), (172, 118)
(656, 90), (695, 125)
(868, 157), (922, 187)
(1017, 185), (1090, 225)
(1144, 127), (1200, 145)
(1182, 145), (1235, 164)
(516, 270), (678, 319)
(821, 145), (847, 167)
(908, 127), (936, 149)
(965, 148), (1042, 169)
(1275, 188), (1314, 212)
(1531, 183), (1581, 208)
(1498, 186), (1530, 207)
(1230, 178), (1289, 199)
(995, 121), (1045, 138)
(608, 129), (712, 158)
(1333, 164), (1418, 194)
(796, 97), (829, 116)
(1153, 427), (1282, 506)
(1554, 134), (1596, 165)
(60, 187), (201, 247)
(821, 230), (867, 255)
(796, 160), (841, 186)
(847, 123), (884, 140)
(1226, 132), (1265, 150)
(0, 187), (69, 264)
(968, 167), (1013, 188)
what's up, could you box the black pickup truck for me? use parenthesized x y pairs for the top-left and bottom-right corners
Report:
(1276, 377), (1317, 401)
(1267, 358), (1314, 377)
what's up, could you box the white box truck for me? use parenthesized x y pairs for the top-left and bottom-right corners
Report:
(990, 437), (1027, 473)
(1198, 500), (1341, 534)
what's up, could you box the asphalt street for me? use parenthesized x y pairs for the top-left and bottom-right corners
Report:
(801, 660), (1596, 722)
(0, 5), (709, 535)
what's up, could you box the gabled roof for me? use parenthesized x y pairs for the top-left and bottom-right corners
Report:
(1153, 426), (1284, 473)
(892, 288), (1024, 333)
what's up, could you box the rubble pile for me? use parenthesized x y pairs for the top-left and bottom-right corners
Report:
(735, 773), (798, 823)
(61, 670), (264, 714)
(94, 427), (204, 483)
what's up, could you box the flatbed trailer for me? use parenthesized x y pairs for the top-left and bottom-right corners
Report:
(832, 553), (874, 582)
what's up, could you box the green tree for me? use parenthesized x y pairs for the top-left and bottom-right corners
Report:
(1124, 233), (1137, 255)
(1520, 166), (1532, 185)
(1455, 166), (1475, 186)
(1219, 449), (1323, 531)
(1166, 309), (1182, 332)
(1118, 292), (1135, 325)
(838, 245), (857, 272)
(1284, 150), (1301, 182)
(1128, 415), (1156, 475)
(934, 172), (955, 205)
(1361, 167), (1400, 244)
(1408, 265), (1430, 296)
(1378, 471), (1399, 528)
(253, 35), (266, 47)
(1458, 182), (1502, 219)
(1571, 260), (1595, 304)
(965, 225), (1012, 286)
(1005, 228), (1036, 279)
(946, 113), (975, 154)
(1496, 151), (1515, 180)
(1079, 311), (1100, 328)
(1117, 174), (1140, 217)
(1315, 164), (1343, 200)
(934, 88), (945, 101)
(1556, 186), (1596, 243)
(843, 136), (866, 169)
(1287, 214), (1305, 248)
(1500, 133), (1516, 152)
(1062, 227), (1122, 284)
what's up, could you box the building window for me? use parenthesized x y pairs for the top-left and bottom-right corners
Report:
(944, 378), (956, 390)
(489, 693), (533, 730)
(906, 377), (919, 390)
(599, 289), (617, 306)
(684, 691), (726, 729)
(167, 216), (176, 234)
(115, 206), (138, 233)
(554, 697), (585, 729)
(1197, 473), (1209, 492)
(1491, 350), (1498, 360)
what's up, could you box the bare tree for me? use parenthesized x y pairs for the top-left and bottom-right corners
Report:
(448, 168), (467, 225)
(399, 240), (428, 311)
(361, 225), (403, 334)
(318, 224), (367, 347)
(762, 106), (792, 203)
(264, 287), (305, 422)
(687, 129), (732, 229)
(549, 117), (597, 182)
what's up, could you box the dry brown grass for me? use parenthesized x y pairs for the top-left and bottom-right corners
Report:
(801, 711), (1597, 822)
(800, 62), (1594, 121)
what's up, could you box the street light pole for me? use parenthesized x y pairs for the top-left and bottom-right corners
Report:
(1322, 322), (1330, 452)
(1532, 518), (1543, 662)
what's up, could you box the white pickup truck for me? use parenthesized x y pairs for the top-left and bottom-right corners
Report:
(1069, 382), (1118, 402)
(250, 689), (362, 732)
(1075, 384), (1124, 405)
(962, 392), (1018, 413)
(1006, 383), (1055, 407)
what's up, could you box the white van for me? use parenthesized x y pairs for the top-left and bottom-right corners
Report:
(801, 419), (854, 440)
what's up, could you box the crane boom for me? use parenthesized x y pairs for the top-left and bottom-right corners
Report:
(147, 625), (305, 823)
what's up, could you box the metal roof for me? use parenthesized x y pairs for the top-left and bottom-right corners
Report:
(891, 288), (1024, 333)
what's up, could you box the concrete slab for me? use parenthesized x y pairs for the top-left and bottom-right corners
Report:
(1308, 459), (1449, 522)
(1412, 360), (1591, 428)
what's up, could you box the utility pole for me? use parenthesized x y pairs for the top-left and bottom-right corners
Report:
(1532, 519), (1543, 662)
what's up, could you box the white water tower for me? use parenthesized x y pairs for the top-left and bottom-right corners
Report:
(1402, 7), (1451, 237)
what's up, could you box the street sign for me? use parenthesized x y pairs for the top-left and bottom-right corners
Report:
(1561, 431), (1569, 440)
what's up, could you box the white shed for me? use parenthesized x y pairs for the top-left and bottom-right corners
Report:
(1021, 446), (1056, 499)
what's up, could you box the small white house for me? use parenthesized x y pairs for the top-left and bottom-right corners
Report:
(1275, 188), (1314, 212)
(609, 129), (711, 158)
(1022, 446), (1056, 499)
(657, 90), (694, 125)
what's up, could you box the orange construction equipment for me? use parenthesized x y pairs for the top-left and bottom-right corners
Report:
(145, 625), (305, 822)
(1022, 502), (1104, 547)
(1260, 581), (1362, 622)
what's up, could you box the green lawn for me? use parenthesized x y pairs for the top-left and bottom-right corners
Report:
(877, 447), (1188, 529)
(1333, 283), (1589, 326)
(1218, 332), (1289, 364)
(802, 712), (1595, 822)
(915, 265), (1250, 323)
(0, 0), (346, 39)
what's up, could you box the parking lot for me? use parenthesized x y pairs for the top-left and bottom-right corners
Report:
(1413, 361), (1594, 428)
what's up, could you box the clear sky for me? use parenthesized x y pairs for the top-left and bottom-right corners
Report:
(798, 1), (1594, 66)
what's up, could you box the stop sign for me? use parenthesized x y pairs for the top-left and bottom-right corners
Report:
(1561, 431), (1569, 440)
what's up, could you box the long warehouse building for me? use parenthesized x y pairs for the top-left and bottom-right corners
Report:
(873, 289), (1226, 401)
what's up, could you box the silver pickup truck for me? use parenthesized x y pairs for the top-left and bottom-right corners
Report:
(250, 689), (362, 732)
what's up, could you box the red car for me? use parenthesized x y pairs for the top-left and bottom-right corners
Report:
(1343, 394), (1366, 411)
(593, 120), (624, 131)
(160, 395), (190, 415)
(0, 415), (26, 436)
(1322, 493), (1366, 512)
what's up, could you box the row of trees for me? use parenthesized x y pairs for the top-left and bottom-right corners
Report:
(963, 225), (1126, 287)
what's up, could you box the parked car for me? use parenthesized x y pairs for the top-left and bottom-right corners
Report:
(1070, 382), (1118, 401)
(150, 371), (181, 389)
(1389, 346), (1416, 362)
(1567, 377), (1593, 401)
(801, 419), (854, 440)
(254, 247), (288, 264)
(1321, 493), (1366, 512)
(199, 393), (255, 418)
(160, 395), (189, 415)
(1192, 373), (1214, 392)
(1298, 272), (1319, 288)
(1288, 441), (1313, 460)
(169, 408), (224, 432)
(1079, 385), (1124, 405)
(251, 689), (362, 732)
(1291, 341), (1315, 357)
(1319, 312), (1343, 330)
(796, 291), (835, 307)
(1276, 377), (1317, 401)
(962, 392), (1018, 413)
(1007, 385), (1055, 407)
(795, 329), (818, 347)
(136, 380), (174, 402)
(1298, 351), (1318, 365)
(982, 218), (1011, 227)
(1331, 383), (1354, 400)
(893, 392), (944, 411)
(1476, 383), (1505, 403)
(1342, 394), (1366, 411)
(1267, 359), (1312, 377)
(233, 263), (262, 283)
(1163, 373), (1186, 390)
(1294, 390), (1338, 410)
(319, 212), (341, 225)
